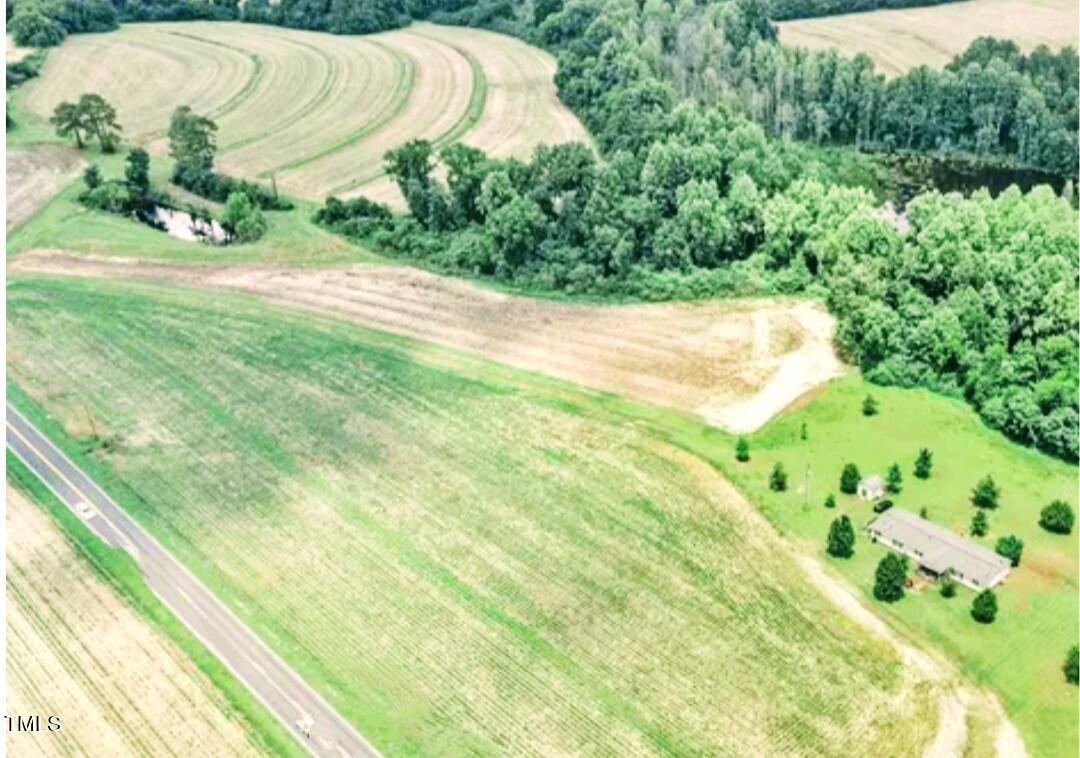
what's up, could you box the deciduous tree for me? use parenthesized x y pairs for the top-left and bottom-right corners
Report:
(1040, 500), (1075, 534)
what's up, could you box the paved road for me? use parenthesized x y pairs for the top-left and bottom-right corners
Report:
(7, 403), (380, 758)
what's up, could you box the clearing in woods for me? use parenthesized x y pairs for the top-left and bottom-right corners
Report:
(4, 479), (268, 758)
(7, 274), (945, 756)
(10, 249), (844, 434)
(777, 0), (1080, 76)
(17, 21), (590, 206)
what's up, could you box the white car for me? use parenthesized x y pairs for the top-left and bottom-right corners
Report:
(295, 714), (314, 738)
(73, 500), (96, 520)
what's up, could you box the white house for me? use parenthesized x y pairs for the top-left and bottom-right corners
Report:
(857, 474), (886, 501)
(867, 508), (1011, 590)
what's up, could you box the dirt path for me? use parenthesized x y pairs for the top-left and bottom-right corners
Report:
(10, 250), (845, 434)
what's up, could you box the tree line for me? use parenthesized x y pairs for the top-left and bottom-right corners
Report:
(313, 0), (1078, 461)
(767, 0), (960, 22)
(7, 0), (238, 47)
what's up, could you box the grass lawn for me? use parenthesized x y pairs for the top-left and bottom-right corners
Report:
(7, 273), (942, 757)
(6, 140), (377, 265)
(717, 375), (1079, 758)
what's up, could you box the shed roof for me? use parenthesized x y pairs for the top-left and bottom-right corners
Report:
(860, 474), (885, 488)
(867, 508), (1011, 587)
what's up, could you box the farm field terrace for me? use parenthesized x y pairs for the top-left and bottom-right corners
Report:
(6, 274), (943, 756)
(4, 470), (271, 758)
(776, 0), (1080, 76)
(721, 375), (1079, 757)
(15, 21), (590, 206)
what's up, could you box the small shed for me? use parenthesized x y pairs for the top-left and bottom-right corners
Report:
(858, 474), (886, 501)
(867, 508), (1011, 590)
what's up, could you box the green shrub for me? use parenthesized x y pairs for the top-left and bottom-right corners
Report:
(1040, 500), (1075, 535)
(971, 589), (998, 623)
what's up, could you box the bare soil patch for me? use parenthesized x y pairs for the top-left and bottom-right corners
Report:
(6, 145), (84, 231)
(11, 250), (844, 432)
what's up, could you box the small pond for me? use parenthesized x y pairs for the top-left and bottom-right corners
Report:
(136, 205), (229, 243)
(886, 153), (1072, 208)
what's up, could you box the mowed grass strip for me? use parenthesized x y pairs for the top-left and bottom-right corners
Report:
(7, 275), (939, 756)
(777, 0), (1079, 76)
(719, 375), (1078, 758)
(4, 469), (280, 758)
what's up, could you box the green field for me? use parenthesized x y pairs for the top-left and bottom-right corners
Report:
(719, 376), (1079, 757)
(7, 274), (947, 756)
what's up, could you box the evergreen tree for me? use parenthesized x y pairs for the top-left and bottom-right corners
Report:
(873, 553), (908, 602)
(971, 476), (1000, 509)
(124, 148), (150, 196)
(971, 509), (989, 537)
(862, 394), (878, 416)
(886, 463), (902, 494)
(799, 422), (807, 441)
(971, 589), (998, 623)
(1066, 646), (1079, 685)
(824, 493), (836, 509)
(914, 448), (933, 479)
(735, 437), (750, 462)
(995, 535), (1024, 567)
(769, 462), (788, 492)
(840, 463), (860, 495)
(826, 515), (855, 558)
(1039, 500), (1075, 534)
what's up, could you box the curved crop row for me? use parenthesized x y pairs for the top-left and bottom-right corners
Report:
(20, 20), (590, 205)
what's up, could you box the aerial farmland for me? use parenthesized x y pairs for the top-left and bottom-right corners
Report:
(5, 1), (1078, 757)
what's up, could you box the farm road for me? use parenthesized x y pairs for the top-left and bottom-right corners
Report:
(6, 403), (380, 758)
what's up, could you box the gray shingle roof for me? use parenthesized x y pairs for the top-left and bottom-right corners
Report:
(860, 474), (885, 489)
(867, 508), (1011, 588)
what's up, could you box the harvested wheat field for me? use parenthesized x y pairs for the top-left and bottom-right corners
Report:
(777, 0), (1079, 76)
(4, 482), (266, 758)
(18, 21), (589, 205)
(10, 250), (844, 433)
(7, 274), (947, 755)
(6, 145), (84, 231)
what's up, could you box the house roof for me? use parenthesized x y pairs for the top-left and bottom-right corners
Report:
(867, 508), (1011, 587)
(860, 474), (885, 489)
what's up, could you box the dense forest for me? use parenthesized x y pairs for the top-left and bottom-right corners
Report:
(312, 0), (1079, 461)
